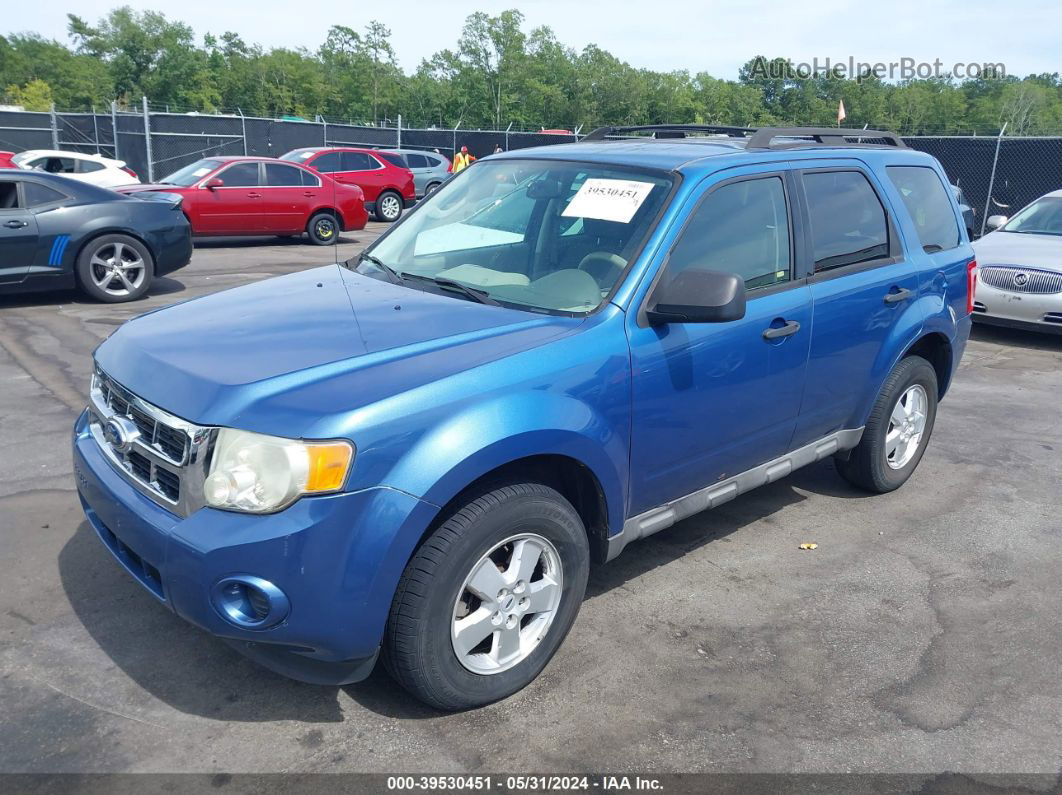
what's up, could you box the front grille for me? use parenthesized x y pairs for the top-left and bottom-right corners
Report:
(88, 367), (214, 516)
(979, 265), (1062, 295)
(95, 371), (190, 464)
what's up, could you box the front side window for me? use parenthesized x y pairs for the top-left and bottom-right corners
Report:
(1002, 197), (1062, 236)
(310, 152), (341, 173)
(378, 153), (407, 168)
(887, 166), (960, 252)
(31, 157), (75, 174)
(359, 159), (672, 314)
(666, 176), (791, 291)
(218, 162), (260, 187)
(803, 170), (889, 272)
(159, 159), (223, 186)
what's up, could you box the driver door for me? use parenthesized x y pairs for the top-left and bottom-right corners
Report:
(626, 166), (812, 516)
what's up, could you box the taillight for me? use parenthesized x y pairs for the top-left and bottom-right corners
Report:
(122, 166), (138, 179)
(966, 259), (977, 314)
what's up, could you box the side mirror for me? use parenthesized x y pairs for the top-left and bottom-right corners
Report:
(646, 268), (747, 324)
(986, 214), (1008, 231)
(204, 177), (224, 190)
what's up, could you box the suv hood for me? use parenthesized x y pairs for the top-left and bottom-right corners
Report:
(973, 231), (1062, 271)
(94, 265), (579, 431)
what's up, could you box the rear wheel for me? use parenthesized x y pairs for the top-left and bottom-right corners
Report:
(375, 190), (403, 222)
(836, 355), (938, 493)
(76, 234), (154, 303)
(306, 212), (338, 245)
(424, 181), (442, 195)
(384, 483), (589, 711)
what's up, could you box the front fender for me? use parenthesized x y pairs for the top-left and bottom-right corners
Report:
(383, 391), (627, 538)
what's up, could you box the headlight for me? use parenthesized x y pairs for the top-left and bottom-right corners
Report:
(203, 429), (354, 513)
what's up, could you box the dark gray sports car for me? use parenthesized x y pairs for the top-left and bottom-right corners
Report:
(0, 171), (192, 302)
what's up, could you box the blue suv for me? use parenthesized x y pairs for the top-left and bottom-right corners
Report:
(73, 126), (975, 710)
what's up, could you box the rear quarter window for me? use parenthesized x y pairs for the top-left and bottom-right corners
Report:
(887, 166), (961, 252)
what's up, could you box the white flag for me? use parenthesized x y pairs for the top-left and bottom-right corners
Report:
(837, 99), (847, 124)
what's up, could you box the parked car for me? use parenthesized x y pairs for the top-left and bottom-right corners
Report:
(280, 147), (416, 222)
(951, 184), (976, 239)
(115, 156), (368, 245)
(970, 189), (1062, 334)
(0, 170), (191, 302)
(377, 149), (451, 197)
(12, 149), (139, 187)
(73, 125), (973, 710)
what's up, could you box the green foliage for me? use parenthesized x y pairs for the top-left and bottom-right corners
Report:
(0, 8), (1060, 134)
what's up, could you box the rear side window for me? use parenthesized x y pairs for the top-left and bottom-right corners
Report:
(406, 154), (429, 168)
(341, 152), (380, 171)
(0, 182), (19, 209)
(264, 163), (304, 186)
(76, 160), (105, 173)
(299, 169), (320, 187)
(23, 182), (67, 207)
(803, 171), (889, 272)
(218, 162), (260, 187)
(311, 152), (342, 173)
(887, 166), (961, 252)
(667, 176), (791, 291)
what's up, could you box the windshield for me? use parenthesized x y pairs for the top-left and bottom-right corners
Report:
(279, 149), (319, 163)
(1002, 197), (1062, 235)
(358, 159), (673, 314)
(158, 159), (223, 186)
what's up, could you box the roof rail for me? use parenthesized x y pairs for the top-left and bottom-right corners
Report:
(582, 124), (756, 141)
(745, 127), (907, 149)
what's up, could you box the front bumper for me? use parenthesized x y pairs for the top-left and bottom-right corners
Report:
(73, 410), (437, 685)
(973, 281), (1062, 334)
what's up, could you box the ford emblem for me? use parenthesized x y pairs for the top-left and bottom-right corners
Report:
(103, 416), (139, 453)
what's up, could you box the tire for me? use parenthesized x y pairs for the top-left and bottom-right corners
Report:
(836, 355), (938, 493)
(424, 181), (441, 195)
(306, 212), (339, 245)
(374, 190), (403, 222)
(384, 483), (590, 711)
(76, 234), (154, 303)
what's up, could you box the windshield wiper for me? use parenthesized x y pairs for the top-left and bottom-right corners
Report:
(356, 252), (404, 285)
(432, 277), (501, 306)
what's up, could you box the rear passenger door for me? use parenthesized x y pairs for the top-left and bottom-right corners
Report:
(260, 162), (313, 234)
(0, 178), (39, 283)
(791, 162), (924, 448)
(627, 168), (813, 515)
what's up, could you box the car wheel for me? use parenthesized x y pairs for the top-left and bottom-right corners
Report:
(306, 212), (338, 245)
(375, 190), (403, 222)
(424, 182), (442, 195)
(76, 234), (154, 303)
(384, 483), (590, 711)
(836, 355), (938, 493)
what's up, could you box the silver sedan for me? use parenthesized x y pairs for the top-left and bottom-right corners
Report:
(971, 189), (1062, 335)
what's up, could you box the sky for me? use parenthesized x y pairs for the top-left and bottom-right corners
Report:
(7, 0), (1060, 81)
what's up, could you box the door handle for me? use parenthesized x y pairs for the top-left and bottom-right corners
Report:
(883, 287), (913, 304)
(762, 320), (801, 340)
(303, 191), (314, 197)
(247, 192), (262, 198)
(4, 220), (27, 229)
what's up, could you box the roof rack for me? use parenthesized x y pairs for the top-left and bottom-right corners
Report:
(745, 127), (907, 149)
(581, 124), (756, 141)
(579, 124), (907, 150)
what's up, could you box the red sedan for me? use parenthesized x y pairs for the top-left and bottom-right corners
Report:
(280, 147), (416, 223)
(117, 156), (368, 245)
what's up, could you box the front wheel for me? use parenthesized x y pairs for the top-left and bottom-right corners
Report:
(384, 483), (590, 711)
(76, 234), (154, 303)
(374, 190), (403, 223)
(836, 355), (938, 493)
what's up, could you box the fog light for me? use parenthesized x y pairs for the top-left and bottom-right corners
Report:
(211, 575), (289, 629)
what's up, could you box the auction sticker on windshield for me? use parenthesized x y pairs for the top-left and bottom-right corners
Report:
(562, 178), (656, 223)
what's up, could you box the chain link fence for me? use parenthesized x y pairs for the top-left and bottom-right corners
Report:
(2, 100), (1060, 238)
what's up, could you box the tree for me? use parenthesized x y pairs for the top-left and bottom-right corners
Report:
(5, 78), (53, 111)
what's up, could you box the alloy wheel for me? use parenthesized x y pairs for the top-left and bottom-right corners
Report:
(89, 242), (145, 297)
(380, 194), (401, 220)
(451, 533), (563, 675)
(885, 384), (928, 469)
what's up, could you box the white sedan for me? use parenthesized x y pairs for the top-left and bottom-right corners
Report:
(971, 189), (1062, 335)
(11, 149), (140, 189)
